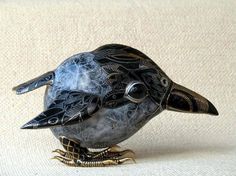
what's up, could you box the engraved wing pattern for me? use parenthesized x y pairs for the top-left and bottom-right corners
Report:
(21, 91), (102, 129)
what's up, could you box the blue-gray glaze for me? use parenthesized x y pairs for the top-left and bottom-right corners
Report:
(44, 44), (171, 148)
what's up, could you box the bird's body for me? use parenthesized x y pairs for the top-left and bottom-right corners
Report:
(49, 92), (158, 148)
(13, 44), (218, 167)
(45, 45), (170, 148)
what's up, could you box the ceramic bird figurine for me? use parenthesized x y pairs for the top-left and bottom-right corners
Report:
(13, 44), (218, 167)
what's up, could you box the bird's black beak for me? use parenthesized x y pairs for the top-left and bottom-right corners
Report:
(165, 82), (218, 115)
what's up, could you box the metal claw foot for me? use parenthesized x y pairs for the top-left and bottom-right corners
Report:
(52, 149), (67, 157)
(52, 156), (76, 167)
(92, 145), (135, 160)
(76, 157), (135, 167)
(52, 136), (136, 167)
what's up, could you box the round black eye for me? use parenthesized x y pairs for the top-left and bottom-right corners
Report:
(125, 82), (147, 103)
(161, 77), (168, 87)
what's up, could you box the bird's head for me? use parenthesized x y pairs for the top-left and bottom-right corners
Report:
(130, 68), (218, 116)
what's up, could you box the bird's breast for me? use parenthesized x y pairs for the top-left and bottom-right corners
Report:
(50, 97), (160, 148)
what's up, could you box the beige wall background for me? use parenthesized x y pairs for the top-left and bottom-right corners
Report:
(0, 0), (235, 175)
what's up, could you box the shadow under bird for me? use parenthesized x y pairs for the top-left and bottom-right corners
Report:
(13, 44), (218, 167)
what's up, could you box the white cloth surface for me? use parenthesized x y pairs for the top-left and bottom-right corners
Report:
(0, 0), (235, 175)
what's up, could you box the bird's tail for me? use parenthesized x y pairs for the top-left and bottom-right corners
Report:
(12, 71), (55, 95)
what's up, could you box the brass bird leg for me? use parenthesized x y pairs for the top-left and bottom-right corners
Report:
(52, 136), (135, 167)
(75, 157), (135, 167)
(91, 145), (135, 160)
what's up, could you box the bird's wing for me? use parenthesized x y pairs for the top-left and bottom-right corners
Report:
(13, 71), (55, 95)
(21, 91), (102, 129)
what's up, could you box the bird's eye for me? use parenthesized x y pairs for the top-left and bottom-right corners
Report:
(161, 77), (168, 87)
(125, 81), (148, 103)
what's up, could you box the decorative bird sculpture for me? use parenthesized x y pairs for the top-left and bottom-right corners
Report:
(13, 44), (218, 167)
